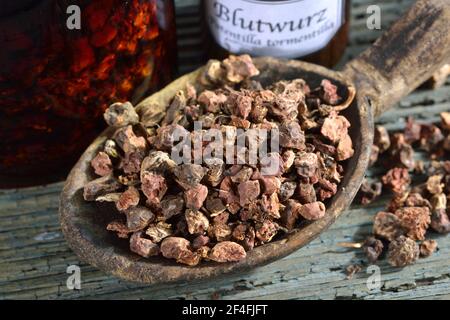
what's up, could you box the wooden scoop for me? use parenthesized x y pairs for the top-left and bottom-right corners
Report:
(59, 0), (450, 284)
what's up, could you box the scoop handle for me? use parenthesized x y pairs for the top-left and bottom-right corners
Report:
(342, 0), (450, 117)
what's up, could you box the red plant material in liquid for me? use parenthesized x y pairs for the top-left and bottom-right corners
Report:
(0, 0), (177, 187)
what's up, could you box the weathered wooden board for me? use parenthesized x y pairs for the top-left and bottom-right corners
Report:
(1, 0), (450, 300)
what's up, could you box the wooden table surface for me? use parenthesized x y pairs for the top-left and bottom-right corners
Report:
(1, 0), (450, 300)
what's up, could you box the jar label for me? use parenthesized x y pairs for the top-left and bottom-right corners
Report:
(205, 0), (345, 58)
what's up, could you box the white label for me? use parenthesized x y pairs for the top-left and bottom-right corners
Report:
(205, 0), (345, 58)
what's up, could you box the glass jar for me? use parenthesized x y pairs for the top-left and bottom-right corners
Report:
(0, 0), (177, 188)
(202, 0), (350, 68)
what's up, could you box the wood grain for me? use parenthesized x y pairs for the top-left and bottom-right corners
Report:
(1, 0), (450, 299)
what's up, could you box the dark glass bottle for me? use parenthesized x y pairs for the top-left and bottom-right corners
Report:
(0, 0), (177, 188)
(203, 0), (350, 68)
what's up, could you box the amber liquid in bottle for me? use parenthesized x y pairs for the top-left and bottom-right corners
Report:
(0, 0), (177, 188)
(203, 0), (350, 68)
